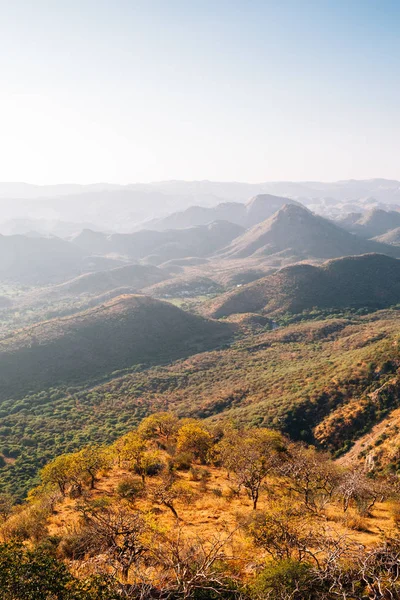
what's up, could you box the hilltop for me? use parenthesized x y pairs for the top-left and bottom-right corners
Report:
(204, 254), (400, 318)
(217, 204), (400, 261)
(0, 294), (235, 402)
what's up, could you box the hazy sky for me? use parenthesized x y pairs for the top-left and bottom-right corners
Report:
(0, 0), (399, 184)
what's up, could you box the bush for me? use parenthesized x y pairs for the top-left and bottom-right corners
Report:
(171, 452), (193, 471)
(58, 527), (96, 560)
(250, 559), (317, 599)
(116, 477), (144, 503)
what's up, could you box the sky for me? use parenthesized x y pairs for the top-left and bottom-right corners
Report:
(0, 0), (399, 185)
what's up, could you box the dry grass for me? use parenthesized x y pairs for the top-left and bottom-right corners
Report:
(46, 464), (397, 556)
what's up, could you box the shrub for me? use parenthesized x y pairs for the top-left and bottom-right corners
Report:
(116, 477), (144, 503)
(171, 452), (193, 471)
(250, 559), (316, 600)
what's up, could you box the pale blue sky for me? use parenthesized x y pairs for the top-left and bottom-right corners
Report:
(0, 0), (399, 184)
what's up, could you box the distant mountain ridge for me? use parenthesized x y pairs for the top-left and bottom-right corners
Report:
(337, 208), (400, 238)
(145, 194), (301, 230)
(205, 253), (400, 318)
(72, 220), (245, 264)
(217, 204), (400, 261)
(2, 179), (400, 235)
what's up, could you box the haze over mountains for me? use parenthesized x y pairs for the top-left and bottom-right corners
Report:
(1, 178), (400, 235)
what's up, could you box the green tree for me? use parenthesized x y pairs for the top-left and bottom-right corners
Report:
(176, 423), (213, 463)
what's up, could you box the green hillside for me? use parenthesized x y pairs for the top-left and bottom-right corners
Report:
(204, 253), (400, 318)
(0, 294), (235, 402)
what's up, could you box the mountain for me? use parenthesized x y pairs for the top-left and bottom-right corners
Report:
(72, 221), (245, 264)
(204, 253), (400, 318)
(145, 194), (300, 230)
(244, 194), (301, 226)
(0, 294), (235, 401)
(217, 204), (400, 261)
(144, 202), (246, 230)
(337, 208), (400, 238)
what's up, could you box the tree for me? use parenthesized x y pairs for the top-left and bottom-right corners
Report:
(280, 445), (340, 511)
(75, 445), (111, 490)
(75, 502), (148, 581)
(153, 473), (195, 519)
(176, 423), (213, 463)
(40, 453), (76, 496)
(150, 526), (240, 599)
(137, 412), (179, 443)
(338, 469), (384, 515)
(0, 541), (118, 599)
(118, 433), (164, 483)
(217, 428), (286, 509)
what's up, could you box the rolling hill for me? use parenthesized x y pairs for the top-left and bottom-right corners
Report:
(72, 221), (244, 264)
(217, 204), (400, 261)
(23, 263), (169, 305)
(204, 253), (400, 318)
(0, 294), (235, 401)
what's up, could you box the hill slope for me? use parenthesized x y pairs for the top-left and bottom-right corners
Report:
(217, 204), (400, 261)
(204, 254), (400, 318)
(0, 295), (235, 401)
(24, 264), (169, 305)
(72, 221), (244, 264)
(373, 227), (400, 245)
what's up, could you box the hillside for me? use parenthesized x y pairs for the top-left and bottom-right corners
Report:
(23, 263), (169, 304)
(2, 308), (400, 500)
(0, 294), (235, 402)
(217, 204), (400, 261)
(2, 412), (400, 599)
(72, 221), (244, 264)
(204, 254), (400, 318)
